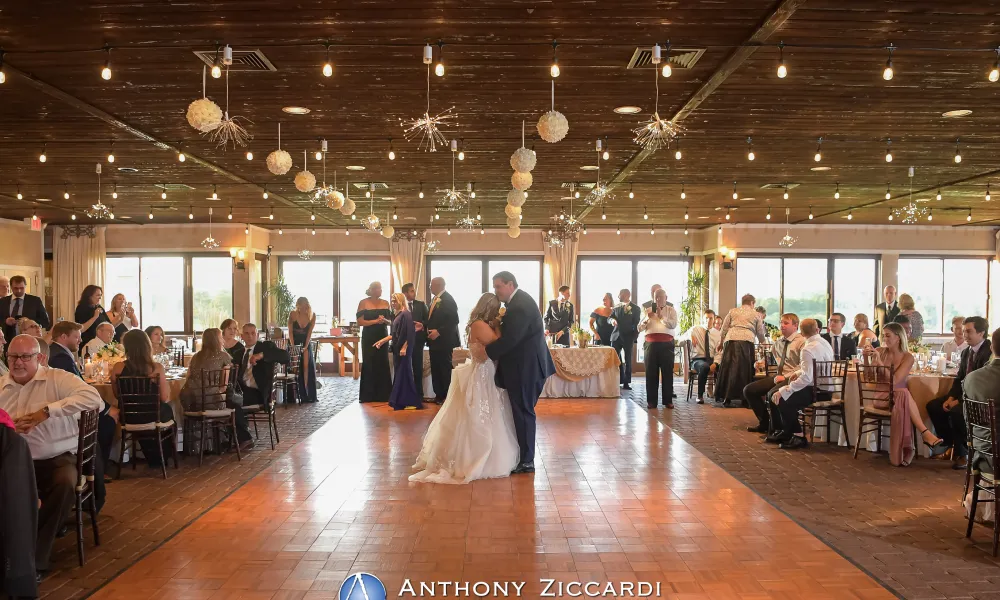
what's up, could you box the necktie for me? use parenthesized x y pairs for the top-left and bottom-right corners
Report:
(13, 298), (21, 318)
(968, 349), (975, 374)
(777, 339), (789, 373)
(408, 301), (413, 312)
(834, 336), (840, 358)
(703, 327), (711, 358)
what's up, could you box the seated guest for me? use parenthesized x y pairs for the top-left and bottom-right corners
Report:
(893, 314), (912, 340)
(237, 323), (289, 412)
(83, 322), (116, 357)
(897, 293), (924, 341)
(849, 313), (878, 349)
(221, 318), (245, 363)
(145, 325), (169, 355)
(271, 326), (285, 341)
(744, 313), (805, 434)
(544, 285), (574, 346)
(940, 316), (968, 356)
(926, 316), (991, 470)
(639, 288), (678, 409)
(106, 293), (138, 342)
(75, 285), (112, 348)
(822, 312), (857, 360)
(961, 328), (1000, 477)
(713, 315), (723, 331)
(0, 329), (7, 376)
(110, 330), (174, 468)
(33, 338), (49, 365)
(0, 335), (102, 575)
(588, 293), (615, 346)
(182, 328), (252, 450)
(16, 317), (42, 338)
(711, 294), (767, 406)
(766, 319), (834, 450)
(680, 309), (720, 404)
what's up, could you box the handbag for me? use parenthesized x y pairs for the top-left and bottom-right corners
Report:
(226, 381), (244, 407)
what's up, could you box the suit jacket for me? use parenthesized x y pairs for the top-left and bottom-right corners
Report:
(0, 426), (38, 598)
(952, 340), (993, 401)
(410, 299), (429, 352)
(874, 301), (899, 337)
(821, 332), (858, 361)
(237, 340), (290, 398)
(487, 289), (556, 392)
(425, 291), (460, 351)
(962, 359), (1000, 474)
(48, 343), (83, 378)
(610, 302), (642, 343)
(0, 294), (50, 342)
(544, 299), (574, 335)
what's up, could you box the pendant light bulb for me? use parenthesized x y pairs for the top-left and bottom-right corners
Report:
(674, 138), (682, 160)
(246, 150), (253, 160)
(188, 207), (194, 220)
(882, 46), (894, 81)
(968, 209), (973, 221)
(885, 184), (891, 201)
(107, 142), (115, 163)
(315, 149), (323, 161)
(245, 224), (250, 234)
(212, 185), (218, 200)
(847, 210), (853, 220)
(262, 187), (268, 200)
(987, 183), (992, 201)
(39, 145), (47, 163)
(419, 182), (424, 199)
(885, 138), (893, 163)
(746, 137), (755, 161)
(148, 209), (154, 220)
(808, 206), (814, 220)
(101, 48), (112, 81)
(680, 184), (686, 200)
(814, 137), (822, 162)
(954, 139), (962, 163)
(323, 44), (333, 77)
(63, 188), (70, 200)
(834, 183), (840, 200)
(311, 212), (316, 221)
(16, 186), (22, 200)
(616, 225), (621, 235)
(434, 42), (445, 77)
(990, 49), (1000, 82)
(783, 184), (789, 201)
(776, 42), (787, 78)
(732, 182), (738, 200)
(643, 206), (648, 220)
(161, 188), (167, 200)
(936, 190), (942, 201)
(71, 214), (76, 221)
(211, 62), (222, 79)
(888, 210), (893, 221)
(684, 209), (689, 220)
(388, 138), (396, 161)
(550, 40), (560, 78)
(928, 209), (933, 221)
(725, 208), (731, 221)
(112, 184), (118, 200)
(178, 150), (186, 162)
(228, 207), (233, 220)
(629, 184), (634, 200)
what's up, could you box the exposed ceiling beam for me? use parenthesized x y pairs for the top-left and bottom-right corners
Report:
(578, 0), (806, 221)
(5, 63), (338, 226)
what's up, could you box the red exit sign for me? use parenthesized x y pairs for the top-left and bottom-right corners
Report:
(30, 216), (42, 231)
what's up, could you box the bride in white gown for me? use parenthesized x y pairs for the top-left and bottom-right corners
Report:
(410, 292), (520, 484)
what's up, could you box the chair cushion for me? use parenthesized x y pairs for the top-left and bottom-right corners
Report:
(184, 409), (233, 418)
(123, 420), (175, 432)
(242, 404), (263, 411)
(811, 400), (843, 409)
(863, 407), (892, 417)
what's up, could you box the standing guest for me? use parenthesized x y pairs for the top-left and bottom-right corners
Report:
(588, 293), (615, 346)
(743, 313), (805, 434)
(897, 293), (924, 341)
(849, 313), (879, 349)
(0, 335), (102, 574)
(822, 313), (858, 360)
(357, 282), (393, 403)
(610, 289), (641, 390)
(874, 285), (900, 338)
(642, 284), (664, 311)
(680, 309), (721, 404)
(766, 319), (835, 450)
(544, 285), (574, 345)
(402, 283), (429, 397)
(83, 322), (116, 357)
(711, 294), (767, 406)
(107, 293), (138, 342)
(1, 276), (50, 347)
(926, 316), (992, 470)
(940, 316), (968, 357)
(16, 318), (42, 339)
(75, 285), (112, 348)
(145, 325), (169, 355)
(639, 288), (678, 409)
(0, 275), (8, 298)
(112, 329), (177, 464)
(182, 328), (252, 450)
(425, 277), (460, 404)
(288, 297), (318, 403)
(220, 319), (244, 364)
(236, 323), (289, 416)
(376, 293), (421, 410)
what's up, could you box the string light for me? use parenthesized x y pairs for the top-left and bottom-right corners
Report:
(814, 137), (822, 162)
(990, 48), (1000, 82)
(63, 186), (69, 200)
(148, 208), (154, 220)
(101, 47), (112, 81)
(661, 41), (672, 77)
(188, 206), (194, 220)
(311, 211), (316, 221)
(583, 225), (588, 235)
(954, 138), (962, 163)
(987, 183), (992, 201)
(322, 44), (333, 77)
(161, 185), (167, 200)
(447, 228), (451, 236)
(550, 40), (560, 78)
(674, 137), (682, 160)
(388, 138), (396, 160)
(475, 205), (481, 220)
(434, 209), (440, 220)
(16, 186), (22, 200)
(602, 137), (610, 160)
(650, 224), (655, 235)
(725, 207), (731, 221)
(419, 183), (424, 199)
(783, 183), (789, 200)
(746, 137), (755, 161)
(262, 186), (268, 200)
(808, 206), (814, 219)
(885, 138), (893, 163)
(39, 144), (47, 163)
(392, 207), (398, 220)
(112, 183), (118, 199)
(882, 45), (894, 81)
(684, 208), (689, 220)
(684, 227), (688, 235)
(71, 214), (76, 221)
(107, 142), (115, 163)
(968, 208), (973, 221)
(178, 149), (186, 162)
(434, 41), (445, 77)
(470, 183), (476, 199)
(212, 185), (218, 200)
(601, 205), (606, 220)
(834, 182), (840, 199)
(885, 183), (891, 200)
(847, 209), (853, 220)
(629, 184), (634, 199)
(616, 224), (621, 235)
(278, 227), (283, 235)
(246, 150), (253, 160)
(345, 227), (351, 236)
(643, 206), (648, 220)
(927, 208), (933, 221)
(211, 47), (222, 79)
(228, 206), (233, 220)
(732, 182), (738, 200)
(269, 207), (274, 220)
(937, 190), (942, 201)
(480, 225), (485, 235)
(458, 140), (465, 161)
(245, 224), (250, 235)
(312, 228), (316, 235)
(109, 206), (115, 219)
(680, 183), (686, 200)
(776, 41), (787, 78)
(888, 209), (893, 221)
(766, 206), (771, 220)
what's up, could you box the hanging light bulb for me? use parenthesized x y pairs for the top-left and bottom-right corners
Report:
(643, 206), (648, 220)
(725, 208), (731, 221)
(212, 185), (218, 200)
(968, 208), (973, 221)
(616, 224), (621, 235)
(278, 227), (283, 235)
(954, 138), (962, 163)
(109, 206), (115, 219)
(629, 184), (634, 199)
(16, 186), (22, 200)
(776, 41), (787, 78)
(814, 137), (822, 162)
(188, 207), (194, 220)
(684, 208), (689, 220)
(312, 228), (317, 235)
(987, 183), (992, 201)
(674, 137), (682, 160)
(583, 225), (588, 235)
(601, 206), (606, 220)
(680, 184), (686, 200)
(661, 41), (672, 77)
(684, 227), (688, 235)
(262, 186), (268, 200)
(602, 137), (610, 160)
(458, 140), (465, 161)
(470, 183), (476, 199)
(888, 209), (893, 221)
(322, 44), (333, 77)
(447, 228), (451, 236)
(418, 182), (425, 199)
(550, 40), (560, 78)
(101, 47), (112, 80)
(245, 224), (250, 234)
(434, 41), (445, 76)
(766, 206), (771, 220)
(107, 142), (115, 163)
(885, 183), (891, 200)
(990, 49), (1000, 82)
(937, 190), (943, 201)
(480, 225), (485, 235)
(808, 206), (814, 220)
(783, 184), (789, 200)
(269, 207), (274, 220)
(392, 206), (398, 220)
(148, 208), (154, 220)
(434, 210), (440, 220)
(178, 149), (186, 162)
(475, 205), (482, 220)
(112, 183), (118, 200)
(161, 186), (167, 200)
(732, 182), (738, 200)
(834, 183), (840, 199)
(346, 227), (351, 236)
(311, 211), (316, 221)
(228, 206), (233, 220)
(0, 51), (5, 85)
(388, 138), (396, 161)
(63, 186), (69, 200)
(524, 191), (528, 199)
(650, 224), (655, 235)
(574, 188), (580, 199)
(246, 150), (253, 160)
(882, 45), (894, 81)
(885, 138), (893, 163)
(39, 144), (47, 163)
(847, 210), (853, 220)
(928, 208), (933, 221)
(746, 137), (755, 161)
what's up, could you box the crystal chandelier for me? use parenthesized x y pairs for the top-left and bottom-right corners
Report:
(85, 163), (113, 220)
(544, 205), (583, 248)
(201, 207), (220, 249)
(424, 239), (441, 253)
(778, 207), (797, 247)
(297, 249), (314, 260)
(584, 143), (615, 207)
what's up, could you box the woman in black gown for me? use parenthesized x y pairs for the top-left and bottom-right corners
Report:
(589, 293), (615, 346)
(288, 297), (318, 403)
(75, 285), (112, 348)
(357, 281), (392, 403)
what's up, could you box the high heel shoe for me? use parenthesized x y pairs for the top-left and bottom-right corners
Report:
(920, 429), (950, 456)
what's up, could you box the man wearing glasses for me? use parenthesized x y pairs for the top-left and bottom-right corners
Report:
(0, 335), (103, 576)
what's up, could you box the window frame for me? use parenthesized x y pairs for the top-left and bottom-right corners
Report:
(897, 254), (994, 335)
(277, 256), (396, 323)
(575, 255), (694, 308)
(424, 255), (545, 312)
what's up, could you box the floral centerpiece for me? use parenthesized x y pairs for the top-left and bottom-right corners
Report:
(908, 340), (930, 355)
(570, 323), (592, 348)
(95, 342), (126, 365)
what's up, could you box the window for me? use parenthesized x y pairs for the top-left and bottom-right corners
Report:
(428, 260), (485, 341)
(637, 259), (688, 308)
(283, 260), (335, 328)
(943, 259), (987, 331)
(105, 257), (141, 325)
(735, 258), (781, 327)
(340, 261), (391, 325)
(579, 260), (632, 318)
(898, 257), (990, 334)
(488, 260), (541, 310)
(782, 258), (828, 323)
(139, 256), (185, 332)
(833, 258), (877, 327)
(191, 257), (233, 331)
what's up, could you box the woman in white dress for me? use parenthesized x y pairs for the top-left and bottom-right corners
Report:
(410, 293), (520, 484)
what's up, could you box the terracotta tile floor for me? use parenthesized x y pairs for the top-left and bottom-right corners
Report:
(91, 391), (893, 600)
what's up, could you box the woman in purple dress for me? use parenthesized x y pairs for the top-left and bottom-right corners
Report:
(376, 293), (422, 410)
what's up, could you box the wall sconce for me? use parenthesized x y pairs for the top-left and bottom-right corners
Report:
(229, 247), (246, 270)
(720, 245), (737, 269)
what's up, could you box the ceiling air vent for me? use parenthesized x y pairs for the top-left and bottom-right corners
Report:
(759, 183), (800, 190)
(193, 49), (277, 72)
(161, 183), (195, 191)
(627, 47), (706, 70)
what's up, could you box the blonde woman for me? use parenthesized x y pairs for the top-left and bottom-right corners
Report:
(357, 281), (392, 403)
(181, 328), (253, 451)
(897, 293), (924, 341)
(107, 293), (138, 342)
(288, 297), (318, 403)
(15, 317), (42, 339)
(850, 313), (879, 349)
(410, 293), (519, 484)
(374, 293), (421, 410)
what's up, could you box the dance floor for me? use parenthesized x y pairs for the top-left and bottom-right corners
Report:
(91, 397), (893, 599)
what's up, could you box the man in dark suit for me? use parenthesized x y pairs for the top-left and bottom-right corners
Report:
(874, 285), (899, 338)
(0, 275), (50, 346)
(425, 277), (460, 404)
(927, 316), (992, 470)
(543, 285), (574, 346)
(610, 288), (642, 390)
(961, 328), (1000, 477)
(822, 312), (858, 360)
(403, 282), (429, 398)
(480, 271), (555, 474)
(236, 323), (289, 448)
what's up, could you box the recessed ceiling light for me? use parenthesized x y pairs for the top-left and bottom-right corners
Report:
(119, 215), (132, 219)
(117, 167), (139, 173)
(580, 165), (599, 171)
(614, 106), (643, 114)
(942, 109), (972, 118)
(916, 197), (931, 203)
(36, 198), (51, 202)
(739, 197), (756, 202)
(345, 165), (366, 171)
(810, 166), (832, 171)
(282, 106), (311, 115)
(261, 216), (272, 220)
(697, 216), (709, 219)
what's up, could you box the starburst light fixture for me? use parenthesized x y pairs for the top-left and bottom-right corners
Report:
(85, 163), (114, 219)
(438, 144), (468, 210)
(208, 68), (252, 149)
(633, 49), (682, 151)
(201, 207), (221, 249)
(778, 208), (797, 247)
(585, 140), (615, 207)
(297, 249), (314, 260)
(401, 56), (456, 152)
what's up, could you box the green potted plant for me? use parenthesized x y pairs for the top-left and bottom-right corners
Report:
(679, 269), (707, 332)
(265, 274), (295, 328)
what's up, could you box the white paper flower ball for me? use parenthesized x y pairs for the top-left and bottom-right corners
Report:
(266, 149), (292, 175)
(506, 215), (521, 227)
(511, 171), (533, 191)
(504, 203), (522, 218)
(186, 98), (223, 133)
(339, 196), (356, 216)
(324, 190), (345, 210)
(507, 226), (521, 239)
(537, 110), (569, 143)
(294, 170), (316, 193)
(506, 188), (526, 208)
(381, 225), (395, 239)
(510, 147), (537, 172)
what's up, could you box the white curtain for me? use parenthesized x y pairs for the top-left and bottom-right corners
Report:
(53, 225), (106, 323)
(543, 235), (578, 305)
(390, 237), (427, 300)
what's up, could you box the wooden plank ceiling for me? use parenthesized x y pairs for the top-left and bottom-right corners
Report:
(1, 0), (1000, 229)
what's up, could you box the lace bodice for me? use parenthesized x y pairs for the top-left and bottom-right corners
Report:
(468, 341), (488, 364)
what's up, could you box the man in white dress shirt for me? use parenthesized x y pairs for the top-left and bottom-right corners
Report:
(940, 316), (968, 357)
(743, 313), (805, 434)
(638, 288), (678, 409)
(766, 319), (835, 450)
(0, 335), (103, 573)
(681, 309), (720, 403)
(83, 322), (115, 357)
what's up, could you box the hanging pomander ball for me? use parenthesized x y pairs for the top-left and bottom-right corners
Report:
(537, 110), (569, 143)
(340, 196), (356, 216)
(186, 98), (223, 133)
(381, 225), (395, 239)
(506, 215), (521, 228)
(324, 190), (345, 210)
(295, 171), (316, 193)
(266, 150), (292, 175)
(507, 226), (521, 239)
(511, 171), (533, 191)
(510, 147), (537, 172)
(504, 204), (522, 218)
(506, 188), (526, 208)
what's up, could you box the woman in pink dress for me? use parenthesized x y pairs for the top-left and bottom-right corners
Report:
(863, 322), (948, 466)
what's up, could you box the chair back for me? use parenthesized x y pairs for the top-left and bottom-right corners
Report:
(169, 346), (185, 367)
(286, 344), (303, 376)
(115, 376), (162, 426)
(269, 363), (282, 405)
(682, 340), (694, 372)
(273, 338), (290, 351)
(856, 363), (894, 411)
(196, 366), (232, 412)
(755, 342), (773, 364)
(75, 409), (100, 492)
(813, 359), (850, 399)
(963, 395), (999, 475)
